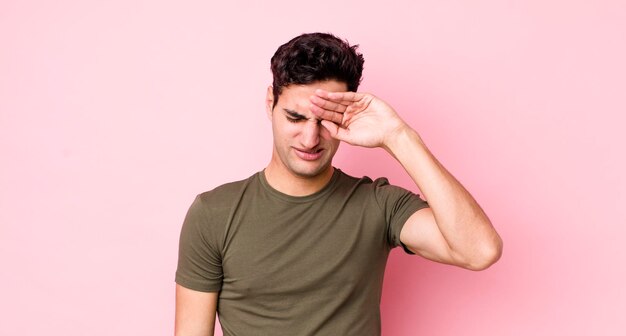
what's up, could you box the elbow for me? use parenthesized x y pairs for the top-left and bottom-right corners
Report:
(465, 235), (503, 271)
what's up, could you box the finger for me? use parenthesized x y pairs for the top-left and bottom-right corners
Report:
(310, 95), (348, 113)
(310, 103), (344, 124)
(312, 90), (351, 107)
(320, 120), (349, 142)
(326, 91), (365, 102)
(315, 89), (364, 103)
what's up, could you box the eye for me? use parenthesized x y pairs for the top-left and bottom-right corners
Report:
(286, 116), (303, 123)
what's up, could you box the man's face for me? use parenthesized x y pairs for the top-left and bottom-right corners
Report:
(266, 80), (347, 179)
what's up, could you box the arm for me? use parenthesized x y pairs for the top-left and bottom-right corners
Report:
(310, 90), (503, 270)
(386, 126), (502, 270)
(175, 284), (218, 336)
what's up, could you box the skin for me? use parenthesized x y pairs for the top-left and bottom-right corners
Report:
(309, 86), (503, 270)
(175, 79), (503, 335)
(175, 286), (217, 336)
(263, 80), (347, 196)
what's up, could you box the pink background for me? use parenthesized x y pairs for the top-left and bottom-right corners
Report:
(1, 0), (625, 335)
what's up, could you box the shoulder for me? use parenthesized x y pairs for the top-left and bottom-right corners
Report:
(335, 168), (393, 191)
(196, 173), (258, 205)
(182, 173), (260, 240)
(332, 169), (401, 205)
(334, 169), (423, 206)
(189, 173), (260, 219)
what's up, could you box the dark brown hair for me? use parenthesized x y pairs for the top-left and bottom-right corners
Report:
(270, 32), (364, 107)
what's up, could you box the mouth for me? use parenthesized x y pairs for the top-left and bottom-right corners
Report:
(293, 147), (324, 161)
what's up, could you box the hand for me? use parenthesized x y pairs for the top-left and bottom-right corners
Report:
(309, 90), (408, 148)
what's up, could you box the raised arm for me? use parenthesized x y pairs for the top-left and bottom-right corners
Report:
(310, 90), (503, 270)
(175, 285), (218, 336)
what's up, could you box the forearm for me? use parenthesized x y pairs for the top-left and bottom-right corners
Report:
(384, 126), (502, 269)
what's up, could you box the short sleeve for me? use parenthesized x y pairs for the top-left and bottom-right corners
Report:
(373, 178), (429, 254)
(175, 195), (223, 292)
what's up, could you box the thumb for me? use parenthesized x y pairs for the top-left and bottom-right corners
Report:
(321, 120), (349, 142)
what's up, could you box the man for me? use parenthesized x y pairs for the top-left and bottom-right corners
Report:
(175, 33), (502, 336)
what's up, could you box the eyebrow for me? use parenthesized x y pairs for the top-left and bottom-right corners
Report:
(283, 108), (307, 119)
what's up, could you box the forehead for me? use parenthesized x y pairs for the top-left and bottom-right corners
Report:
(279, 80), (347, 103)
(277, 80), (347, 117)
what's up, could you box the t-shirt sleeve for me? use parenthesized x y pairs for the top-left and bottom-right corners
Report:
(175, 195), (223, 292)
(373, 178), (430, 254)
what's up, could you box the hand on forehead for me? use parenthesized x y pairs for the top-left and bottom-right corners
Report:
(310, 88), (366, 125)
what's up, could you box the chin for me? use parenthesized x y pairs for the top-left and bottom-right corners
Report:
(289, 162), (332, 178)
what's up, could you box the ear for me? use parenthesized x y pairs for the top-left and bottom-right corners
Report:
(265, 85), (274, 120)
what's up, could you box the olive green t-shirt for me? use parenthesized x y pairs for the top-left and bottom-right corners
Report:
(175, 168), (429, 336)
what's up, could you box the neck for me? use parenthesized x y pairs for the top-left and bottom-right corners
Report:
(264, 159), (335, 197)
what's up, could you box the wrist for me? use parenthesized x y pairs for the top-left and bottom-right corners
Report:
(383, 124), (424, 156)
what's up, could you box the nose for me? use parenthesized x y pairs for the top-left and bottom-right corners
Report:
(300, 119), (321, 149)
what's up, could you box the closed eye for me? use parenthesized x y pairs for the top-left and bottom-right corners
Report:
(284, 108), (307, 123)
(286, 116), (305, 123)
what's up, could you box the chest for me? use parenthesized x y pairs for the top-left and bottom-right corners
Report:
(218, 191), (390, 300)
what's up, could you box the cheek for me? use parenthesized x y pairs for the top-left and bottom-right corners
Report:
(284, 124), (302, 137)
(273, 121), (300, 141)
